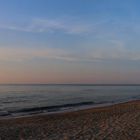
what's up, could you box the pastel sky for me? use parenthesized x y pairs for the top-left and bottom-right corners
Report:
(0, 0), (140, 84)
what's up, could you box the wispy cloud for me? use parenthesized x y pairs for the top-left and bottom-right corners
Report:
(0, 18), (91, 34)
(1, 16), (139, 39)
(0, 42), (140, 63)
(0, 47), (79, 62)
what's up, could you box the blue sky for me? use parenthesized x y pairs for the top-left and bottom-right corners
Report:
(0, 0), (140, 84)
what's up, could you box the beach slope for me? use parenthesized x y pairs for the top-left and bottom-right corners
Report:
(0, 100), (140, 140)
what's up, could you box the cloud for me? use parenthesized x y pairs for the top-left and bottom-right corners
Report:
(0, 47), (80, 62)
(87, 40), (140, 61)
(0, 42), (140, 63)
(1, 16), (139, 41)
(1, 14), (140, 40)
(0, 18), (91, 34)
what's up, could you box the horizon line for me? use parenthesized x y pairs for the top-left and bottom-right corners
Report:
(1, 83), (140, 86)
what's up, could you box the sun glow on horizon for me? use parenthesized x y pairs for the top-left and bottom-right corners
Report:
(0, 0), (140, 84)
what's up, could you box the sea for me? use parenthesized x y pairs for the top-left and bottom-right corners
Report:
(0, 84), (140, 118)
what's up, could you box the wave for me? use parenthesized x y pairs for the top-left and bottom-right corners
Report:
(10, 101), (95, 113)
(1, 96), (140, 118)
(0, 101), (96, 117)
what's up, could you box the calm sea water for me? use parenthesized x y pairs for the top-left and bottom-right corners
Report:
(0, 85), (140, 117)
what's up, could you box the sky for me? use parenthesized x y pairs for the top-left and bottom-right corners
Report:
(0, 0), (140, 84)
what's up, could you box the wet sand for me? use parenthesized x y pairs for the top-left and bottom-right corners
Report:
(0, 100), (139, 140)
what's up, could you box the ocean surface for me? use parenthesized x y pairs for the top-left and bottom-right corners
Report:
(0, 84), (140, 118)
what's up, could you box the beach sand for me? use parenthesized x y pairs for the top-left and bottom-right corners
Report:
(0, 100), (139, 140)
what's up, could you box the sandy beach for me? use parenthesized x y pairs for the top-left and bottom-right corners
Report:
(0, 100), (139, 140)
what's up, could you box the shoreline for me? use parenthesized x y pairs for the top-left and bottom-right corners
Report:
(0, 99), (139, 120)
(0, 100), (139, 139)
(0, 99), (140, 120)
